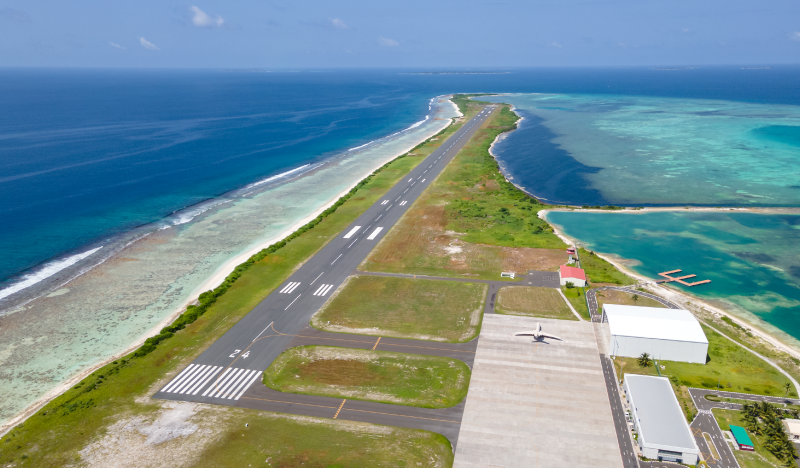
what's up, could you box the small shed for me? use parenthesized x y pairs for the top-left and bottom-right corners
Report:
(730, 425), (754, 451)
(559, 265), (586, 287)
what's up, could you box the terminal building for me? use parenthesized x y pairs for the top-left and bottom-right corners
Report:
(602, 304), (708, 364)
(624, 374), (700, 464)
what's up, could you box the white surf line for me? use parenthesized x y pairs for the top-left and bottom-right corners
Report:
(331, 254), (342, 265)
(309, 273), (323, 285)
(202, 368), (233, 397)
(348, 238), (358, 248)
(367, 227), (383, 240)
(284, 294), (301, 310)
(343, 226), (361, 239)
(252, 321), (275, 342)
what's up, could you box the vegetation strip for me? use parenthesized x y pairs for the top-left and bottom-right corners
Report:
(262, 346), (472, 409)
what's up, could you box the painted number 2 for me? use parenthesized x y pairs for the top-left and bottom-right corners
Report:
(229, 349), (241, 358)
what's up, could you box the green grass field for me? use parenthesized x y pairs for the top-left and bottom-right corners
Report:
(0, 116), (470, 468)
(312, 275), (486, 342)
(713, 409), (784, 468)
(579, 249), (633, 285)
(361, 104), (567, 281)
(561, 286), (590, 320)
(594, 288), (665, 309)
(263, 346), (471, 409)
(496, 286), (577, 321)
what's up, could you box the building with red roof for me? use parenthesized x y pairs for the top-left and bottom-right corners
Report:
(559, 265), (586, 287)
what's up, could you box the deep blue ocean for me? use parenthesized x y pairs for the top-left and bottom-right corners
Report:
(3, 67), (800, 288)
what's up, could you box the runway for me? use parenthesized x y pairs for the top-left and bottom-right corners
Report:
(153, 106), (497, 446)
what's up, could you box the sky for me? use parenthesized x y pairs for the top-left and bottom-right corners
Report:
(0, 0), (798, 68)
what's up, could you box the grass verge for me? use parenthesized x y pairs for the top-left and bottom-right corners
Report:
(496, 286), (577, 321)
(713, 408), (785, 468)
(0, 116), (466, 467)
(263, 346), (471, 409)
(362, 104), (567, 280)
(593, 288), (666, 310)
(561, 286), (590, 320)
(579, 248), (633, 286)
(312, 275), (486, 342)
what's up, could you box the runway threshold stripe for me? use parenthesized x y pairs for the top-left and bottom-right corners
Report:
(188, 367), (222, 395)
(285, 282), (301, 294)
(321, 284), (334, 296)
(342, 226), (361, 239)
(170, 365), (207, 394)
(202, 368), (233, 396)
(367, 227), (383, 240)
(217, 369), (250, 398)
(230, 370), (261, 400)
(179, 365), (217, 395)
(313, 284), (326, 296)
(279, 282), (296, 293)
(162, 364), (198, 393)
(209, 368), (244, 398)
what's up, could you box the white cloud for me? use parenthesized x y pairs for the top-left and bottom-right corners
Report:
(191, 6), (224, 28)
(330, 18), (349, 30)
(378, 36), (399, 47)
(139, 37), (160, 50)
(549, 41), (563, 49)
(681, 28), (691, 33)
(792, 32), (800, 42)
(108, 42), (126, 50)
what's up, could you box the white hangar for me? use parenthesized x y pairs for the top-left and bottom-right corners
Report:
(601, 304), (708, 364)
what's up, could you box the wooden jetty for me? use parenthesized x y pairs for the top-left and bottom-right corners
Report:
(656, 269), (711, 287)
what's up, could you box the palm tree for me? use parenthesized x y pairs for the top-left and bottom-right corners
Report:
(632, 294), (639, 304)
(785, 382), (791, 397)
(637, 352), (652, 368)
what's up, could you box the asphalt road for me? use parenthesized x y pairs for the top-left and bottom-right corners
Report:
(154, 106), (496, 444)
(598, 350), (640, 468)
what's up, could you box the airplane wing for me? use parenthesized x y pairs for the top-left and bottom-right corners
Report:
(514, 330), (538, 336)
(539, 333), (562, 341)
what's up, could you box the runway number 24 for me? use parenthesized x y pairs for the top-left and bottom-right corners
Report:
(229, 349), (250, 359)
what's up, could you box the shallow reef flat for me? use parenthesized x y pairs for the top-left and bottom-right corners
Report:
(546, 210), (800, 346)
(483, 93), (800, 206)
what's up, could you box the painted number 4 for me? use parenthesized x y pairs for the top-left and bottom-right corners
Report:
(241, 351), (250, 359)
(229, 349), (241, 358)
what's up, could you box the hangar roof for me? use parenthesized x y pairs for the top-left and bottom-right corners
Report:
(625, 374), (699, 453)
(603, 304), (708, 344)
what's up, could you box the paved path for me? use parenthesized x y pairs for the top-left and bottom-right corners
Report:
(687, 389), (741, 468)
(153, 106), (497, 447)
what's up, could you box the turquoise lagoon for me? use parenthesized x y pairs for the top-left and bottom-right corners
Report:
(479, 93), (800, 206)
(546, 210), (800, 345)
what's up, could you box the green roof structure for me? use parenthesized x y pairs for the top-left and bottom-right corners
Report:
(730, 425), (754, 447)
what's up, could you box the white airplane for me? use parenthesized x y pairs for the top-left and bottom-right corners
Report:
(514, 322), (562, 341)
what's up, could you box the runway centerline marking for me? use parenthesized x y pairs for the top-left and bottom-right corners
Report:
(309, 272), (323, 285)
(348, 238), (358, 248)
(252, 321), (275, 342)
(331, 254), (342, 265)
(284, 294), (301, 310)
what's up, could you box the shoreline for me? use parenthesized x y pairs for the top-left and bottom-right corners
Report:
(0, 97), (457, 436)
(539, 209), (800, 362)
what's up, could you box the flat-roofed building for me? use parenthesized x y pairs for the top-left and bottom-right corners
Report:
(782, 419), (800, 441)
(624, 374), (699, 464)
(602, 304), (708, 364)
